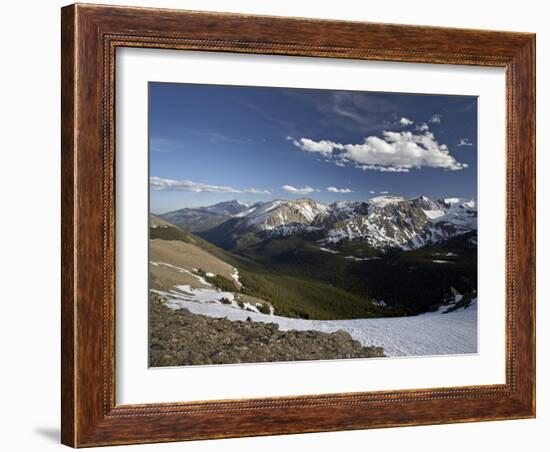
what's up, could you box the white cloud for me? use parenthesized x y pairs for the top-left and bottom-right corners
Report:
(417, 122), (429, 131)
(399, 117), (414, 126)
(458, 138), (473, 147)
(246, 188), (273, 194)
(369, 190), (376, 194)
(327, 187), (354, 193)
(282, 185), (316, 195)
(379, 191), (389, 194)
(291, 130), (466, 172)
(150, 177), (271, 195)
(430, 114), (442, 123)
(290, 137), (344, 157)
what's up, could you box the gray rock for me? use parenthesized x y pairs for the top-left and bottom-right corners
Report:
(149, 295), (384, 367)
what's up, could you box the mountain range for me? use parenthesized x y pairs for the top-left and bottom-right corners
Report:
(152, 195), (478, 319)
(159, 195), (477, 252)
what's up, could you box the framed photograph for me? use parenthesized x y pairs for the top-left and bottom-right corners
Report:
(61, 3), (536, 447)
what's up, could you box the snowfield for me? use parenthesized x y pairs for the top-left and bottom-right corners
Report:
(157, 290), (477, 357)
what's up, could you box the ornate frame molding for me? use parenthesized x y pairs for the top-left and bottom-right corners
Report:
(62, 4), (535, 447)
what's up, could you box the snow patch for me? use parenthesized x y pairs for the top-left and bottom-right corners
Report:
(345, 256), (380, 262)
(423, 209), (445, 220)
(242, 302), (260, 313)
(153, 285), (236, 308)
(319, 247), (339, 254)
(151, 261), (213, 286)
(231, 268), (241, 287)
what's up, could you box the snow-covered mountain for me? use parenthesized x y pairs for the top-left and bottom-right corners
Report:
(237, 198), (330, 230)
(320, 195), (477, 250)
(166, 195), (477, 251)
(236, 195), (475, 251)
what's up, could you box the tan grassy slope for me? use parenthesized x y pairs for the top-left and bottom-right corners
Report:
(150, 239), (237, 289)
(150, 215), (239, 287)
(150, 216), (275, 316)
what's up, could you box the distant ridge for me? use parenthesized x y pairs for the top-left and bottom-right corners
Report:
(159, 199), (254, 232)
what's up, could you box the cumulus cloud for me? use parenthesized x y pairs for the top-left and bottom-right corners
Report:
(327, 187), (354, 193)
(399, 117), (414, 126)
(282, 185), (316, 195)
(379, 191), (389, 194)
(150, 177), (271, 195)
(290, 137), (344, 157)
(458, 138), (473, 147)
(369, 190), (376, 194)
(290, 130), (466, 172)
(430, 114), (442, 123)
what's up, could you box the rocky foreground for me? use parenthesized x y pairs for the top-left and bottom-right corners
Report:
(149, 295), (384, 366)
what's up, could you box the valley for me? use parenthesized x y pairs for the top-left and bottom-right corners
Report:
(149, 195), (478, 363)
(156, 195), (477, 318)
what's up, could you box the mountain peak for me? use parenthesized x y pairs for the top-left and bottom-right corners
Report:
(413, 195), (431, 202)
(410, 195), (440, 211)
(211, 199), (250, 208)
(369, 195), (407, 206)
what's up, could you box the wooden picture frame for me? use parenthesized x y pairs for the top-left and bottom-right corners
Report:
(61, 3), (536, 447)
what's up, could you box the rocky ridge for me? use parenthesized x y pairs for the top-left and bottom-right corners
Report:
(149, 294), (384, 366)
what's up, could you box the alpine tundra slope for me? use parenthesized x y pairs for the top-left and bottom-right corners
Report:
(151, 194), (478, 359)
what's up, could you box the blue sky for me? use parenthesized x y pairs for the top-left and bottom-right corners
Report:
(149, 82), (477, 213)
